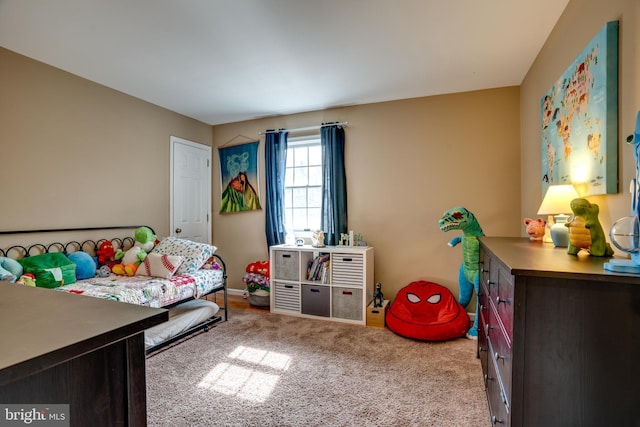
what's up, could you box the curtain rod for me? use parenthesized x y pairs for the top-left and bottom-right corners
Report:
(258, 121), (348, 135)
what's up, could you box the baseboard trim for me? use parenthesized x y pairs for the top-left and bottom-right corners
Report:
(228, 288), (246, 297)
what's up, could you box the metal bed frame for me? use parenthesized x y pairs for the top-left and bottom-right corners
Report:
(0, 225), (228, 354)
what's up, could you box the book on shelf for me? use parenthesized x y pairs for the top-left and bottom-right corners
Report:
(307, 254), (330, 281)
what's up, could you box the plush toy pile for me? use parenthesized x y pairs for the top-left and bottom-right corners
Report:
(242, 260), (270, 293)
(386, 280), (470, 341)
(242, 260), (270, 307)
(3, 226), (160, 288)
(111, 226), (158, 276)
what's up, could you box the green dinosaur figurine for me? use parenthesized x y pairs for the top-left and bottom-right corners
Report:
(565, 198), (614, 257)
(438, 207), (484, 338)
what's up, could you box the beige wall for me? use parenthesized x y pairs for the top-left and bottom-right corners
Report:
(0, 47), (212, 237)
(521, 0), (640, 248)
(213, 88), (522, 298)
(1, 45), (522, 303)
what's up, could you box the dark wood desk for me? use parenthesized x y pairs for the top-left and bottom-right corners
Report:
(0, 282), (168, 426)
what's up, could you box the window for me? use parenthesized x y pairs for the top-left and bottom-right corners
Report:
(284, 136), (321, 233)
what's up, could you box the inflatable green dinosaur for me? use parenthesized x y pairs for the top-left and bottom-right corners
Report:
(438, 207), (484, 338)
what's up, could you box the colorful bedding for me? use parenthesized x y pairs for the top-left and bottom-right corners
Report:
(56, 269), (223, 308)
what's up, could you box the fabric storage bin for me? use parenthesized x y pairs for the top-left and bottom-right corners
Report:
(273, 282), (300, 312)
(301, 284), (330, 317)
(332, 287), (363, 320)
(273, 250), (299, 281)
(331, 253), (364, 287)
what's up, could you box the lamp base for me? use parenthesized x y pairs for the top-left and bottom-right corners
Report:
(550, 214), (570, 247)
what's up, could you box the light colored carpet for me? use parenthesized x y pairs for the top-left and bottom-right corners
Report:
(146, 309), (490, 427)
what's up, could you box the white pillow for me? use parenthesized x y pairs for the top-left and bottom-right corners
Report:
(152, 237), (217, 275)
(135, 253), (183, 278)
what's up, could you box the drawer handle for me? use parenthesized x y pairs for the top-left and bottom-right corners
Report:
(342, 258), (353, 262)
(285, 285), (294, 289)
(487, 280), (496, 286)
(282, 254), (291, 258)
(479, 346), (487, 353)
(492, 415), (504, 425)
(343, 291), (353, 295)
(484, 373), (494, 382)
(494, 352), (505, 361)
(310, 289), (320, 293)
(496, 296), (509, 305)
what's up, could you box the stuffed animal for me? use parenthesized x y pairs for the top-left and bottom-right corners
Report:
(112, 227), (155, 273)
(134, 226), (157, 252)
(438, 206), (484, 338)
(112, 246), (147, 276)
(111, 263), (138, 276)
(16, 273), (36, 286)
(523, 217), (546, 240)
(0, 256), (23, 282)
(97, 240), (117, 269)
(67, 251), (97, 280)
(566, 198), (614, 257)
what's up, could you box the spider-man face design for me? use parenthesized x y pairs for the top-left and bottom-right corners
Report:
(386, 280), (470, 341)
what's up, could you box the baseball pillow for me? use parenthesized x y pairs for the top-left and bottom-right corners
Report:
(135, 253), (183, 278)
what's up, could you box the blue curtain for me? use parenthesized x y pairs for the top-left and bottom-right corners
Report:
(321, 124), (348, 246)
(264, 130), (288, 247)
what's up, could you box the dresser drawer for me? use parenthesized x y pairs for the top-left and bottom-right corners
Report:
(478, 304), (489, 381)
(331, 253), (364, 287)
(495, 268), (514, 338)
(488, 304), (512, 405)
(486, 353), (510, 427)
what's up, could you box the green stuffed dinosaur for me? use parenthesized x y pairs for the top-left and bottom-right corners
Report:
(438, 207), (484, 338)
(565, 198), (614, 257)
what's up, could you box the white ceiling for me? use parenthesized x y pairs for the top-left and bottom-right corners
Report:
(0, 0), (569, 126)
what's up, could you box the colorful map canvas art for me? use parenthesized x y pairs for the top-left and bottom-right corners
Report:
(541, 21), (618, 196)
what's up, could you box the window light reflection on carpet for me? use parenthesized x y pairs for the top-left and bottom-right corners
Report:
(228, 345), (291, 371)
(197, 346), (291, 403)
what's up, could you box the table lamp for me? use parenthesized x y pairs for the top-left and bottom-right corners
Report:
(537, 184), (579, 247)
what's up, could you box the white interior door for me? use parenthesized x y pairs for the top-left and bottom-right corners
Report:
(170, 136), (212, 244)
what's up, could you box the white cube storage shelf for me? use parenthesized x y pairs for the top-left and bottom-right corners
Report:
(270, 245), (374, 325)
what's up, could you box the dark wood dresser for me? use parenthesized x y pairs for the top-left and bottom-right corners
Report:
(0, 282), (168, 427)
(478, 237), (640, 427)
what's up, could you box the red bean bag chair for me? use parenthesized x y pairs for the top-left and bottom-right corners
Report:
(386, 280), (470, 341)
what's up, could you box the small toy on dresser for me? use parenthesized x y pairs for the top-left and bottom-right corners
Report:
(523, 217), (546, 240)
(566, 197), (614, 257)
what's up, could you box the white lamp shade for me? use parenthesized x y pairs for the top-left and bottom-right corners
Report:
(537, 184), (580, 247)
(537, 185), (580, 216)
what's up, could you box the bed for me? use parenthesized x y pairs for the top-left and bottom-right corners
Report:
(0, 225), (227, 354)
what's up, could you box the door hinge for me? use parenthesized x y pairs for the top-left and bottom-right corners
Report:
(207, 159), (210, 167)
(207, 213), (209, 222)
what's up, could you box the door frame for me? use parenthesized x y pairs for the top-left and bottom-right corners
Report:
(169, 135), (212, 243)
